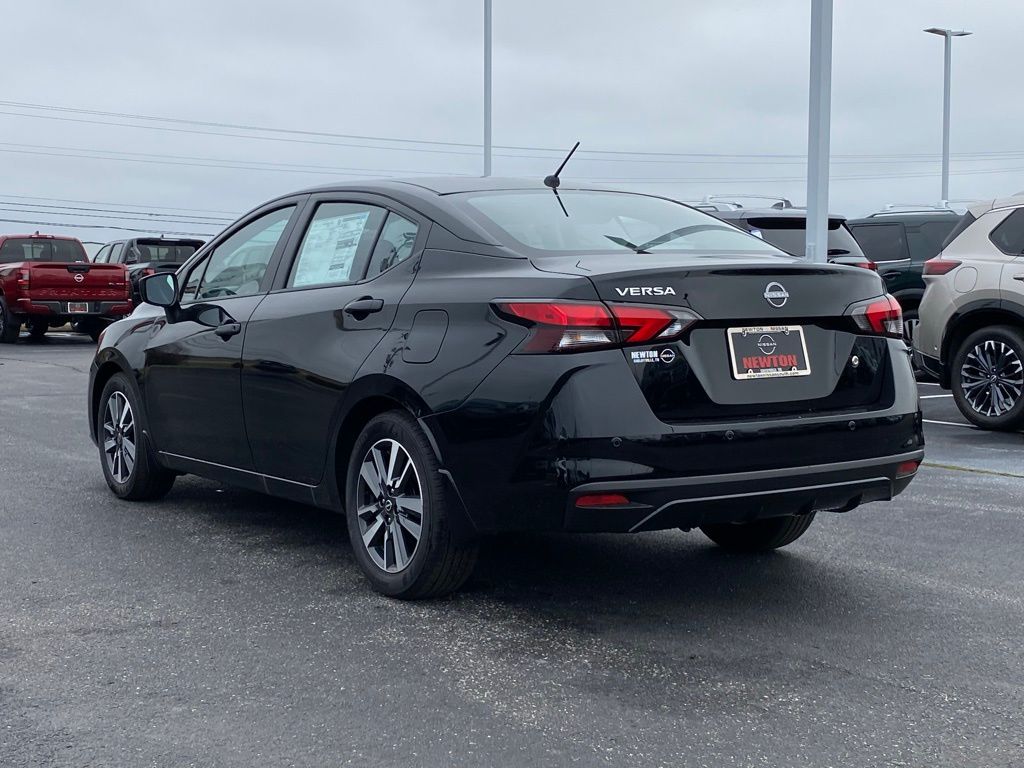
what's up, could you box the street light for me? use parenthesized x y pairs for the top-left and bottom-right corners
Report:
(924, 27), (972, 203)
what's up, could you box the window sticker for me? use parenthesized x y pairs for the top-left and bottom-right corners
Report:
(293, 211), (370, 287)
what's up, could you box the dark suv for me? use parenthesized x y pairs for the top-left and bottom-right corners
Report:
(94, 237), (204, 300)
(847, 209), (960, 342)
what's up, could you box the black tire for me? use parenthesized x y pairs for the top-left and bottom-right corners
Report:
(951, 325), (1024, 431)
(97, 373), (176, 501)
(700, 513), (816, 552)
(27, 322), (47, 341)
(0, 298), (20, 344)
(345, 410), (478, 599)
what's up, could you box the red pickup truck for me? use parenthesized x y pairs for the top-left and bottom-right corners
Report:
(0, 233), (133, 343)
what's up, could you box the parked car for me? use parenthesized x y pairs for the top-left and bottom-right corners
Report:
(88, 178), (922, 598)
(848, 208), (960, 343)
(0, 233), (133, 343)
(706, 202), (876, 267)
(915, 195), (1024, 430)
(94, 237), (204, 301)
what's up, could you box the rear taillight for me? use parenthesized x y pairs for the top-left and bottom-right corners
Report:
(17, 269), (30, 291)
(849, 294), (903, 339)
(923, 258), (961, 276)
(852, 261), (878, 271)
(493, 301), (700, 353)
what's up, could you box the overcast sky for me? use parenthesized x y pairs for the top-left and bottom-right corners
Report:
(2, 0), (1015, 248)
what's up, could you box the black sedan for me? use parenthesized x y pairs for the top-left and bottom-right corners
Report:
(87, 178), (923, 598)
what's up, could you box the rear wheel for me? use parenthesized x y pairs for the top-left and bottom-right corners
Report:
(0, 299), (20, 343)
(700, 513), (815, 552)
(98, 373), (176, 500)
(951, 325), (1024, 431)
(345, 411), (478, 599)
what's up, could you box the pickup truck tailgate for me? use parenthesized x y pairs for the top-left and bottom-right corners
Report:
(28, 263), (130, 301)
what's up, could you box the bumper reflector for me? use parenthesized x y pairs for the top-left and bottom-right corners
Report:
(575, 493), (630, 508)
(896, 460), (920, 478)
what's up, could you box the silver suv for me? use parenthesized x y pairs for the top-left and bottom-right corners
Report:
(915, 195), (1024, 430)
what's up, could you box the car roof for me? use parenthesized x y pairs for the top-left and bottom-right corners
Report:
(290, 176), (598, 199)
(0, 233), (82, 242)
(712, 208), (848, 221)
(968, 194), (1024, 216)
(847, 211), (959, 225)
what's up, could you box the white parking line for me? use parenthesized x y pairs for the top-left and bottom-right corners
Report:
(923, 418), (973, 428)
(917, 381), (942, 386)
(919, 394), (953, 399)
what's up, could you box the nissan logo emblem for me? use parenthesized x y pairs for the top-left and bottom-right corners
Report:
(74, 273), (85, 283)
(764, 281), (789, 308)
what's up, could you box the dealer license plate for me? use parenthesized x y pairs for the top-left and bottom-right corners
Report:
(727, 325), (811, 380)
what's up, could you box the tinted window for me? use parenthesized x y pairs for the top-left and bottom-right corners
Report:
(989, 209), (1024, 255)
(942, 212), (976, 249)
(289, 203), (386, 288)
(849, 223), (908, 262)
(130, 240), (201, 264)
(0, 238), (88, 263)
(744, 217), (865, 258)
(183, 206), (295, 301)
(368, 213), (418, 278)
(459, 190), (779, 254)
(907, 219), (957, 263)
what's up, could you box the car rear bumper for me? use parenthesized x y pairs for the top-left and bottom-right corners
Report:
(564, 450), (923, 532)
(914, 349), (946, 384)
(13, 299), (133, 319)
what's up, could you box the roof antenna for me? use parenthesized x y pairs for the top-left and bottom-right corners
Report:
(544, 141), (580, 217)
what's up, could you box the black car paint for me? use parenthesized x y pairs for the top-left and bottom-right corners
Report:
(90, 178), (922, 539)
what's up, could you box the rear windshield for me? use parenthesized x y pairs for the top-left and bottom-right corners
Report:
(457, 190), (781, 255)
(744, 217), (866, 259)
(941, 212), (976, 250)
(131, 240), (202, 263)
(0, 238), (88, 264)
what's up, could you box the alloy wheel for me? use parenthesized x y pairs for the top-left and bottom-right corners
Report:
(959, 339), (1024, 418)
(355, 438), (424, 573)
(103, 391), (137, 483)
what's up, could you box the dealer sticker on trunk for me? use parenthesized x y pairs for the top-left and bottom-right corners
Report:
(727, 325), (811, 380)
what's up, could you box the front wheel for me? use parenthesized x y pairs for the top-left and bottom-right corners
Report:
(98, 373), (176, 500)
(345, 411), (478, 599)
(951, 326), (1024, 431)
(700, 513), (815, 552)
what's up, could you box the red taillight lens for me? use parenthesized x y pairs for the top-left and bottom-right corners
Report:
(923, 258), (961, 276)
(849, 294), (903, 338)
(575, 493), (630, 508)
(494, 301), (699, 353)
(896, 460), (920, 478)
(17, 269), (30, 290)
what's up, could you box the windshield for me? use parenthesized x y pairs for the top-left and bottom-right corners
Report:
(131, 240), (201, 263)
(458, 190), (781, 255)
(0, 238), (88, 264)
(744, 217), (866, 258)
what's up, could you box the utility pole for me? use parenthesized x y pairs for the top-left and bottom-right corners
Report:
(924, 27), (972, 203)
(483, 0), (493, 177)
(805, 0), (833, 264)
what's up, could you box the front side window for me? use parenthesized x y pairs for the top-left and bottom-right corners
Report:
(93, 244), (112, 263)
(289, 203), (386, 288)
(989, 208), (1024, 255)
(109, 243), (125, 264)
(183, 206), (294, 302)
(457, 190), (780, 255)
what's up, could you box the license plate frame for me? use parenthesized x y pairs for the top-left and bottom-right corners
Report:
(67, 301), (90, 314)
(727, 325), (811, 380)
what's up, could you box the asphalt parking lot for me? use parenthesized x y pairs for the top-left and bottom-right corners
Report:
(2, 333), (1022, 768)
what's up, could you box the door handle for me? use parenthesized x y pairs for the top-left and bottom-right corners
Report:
(214, 321), (242, 340)
(343, 297), (384, 318)
(1014, 274), (1024, 281)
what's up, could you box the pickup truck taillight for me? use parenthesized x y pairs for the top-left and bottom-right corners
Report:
(17, 269), (30, 291)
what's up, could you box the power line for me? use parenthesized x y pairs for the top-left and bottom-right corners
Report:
(0, 206), (224, 228)
(0, 192), (241, 215)
(0, 216), (214, 237)
(0, 199), (235, 222)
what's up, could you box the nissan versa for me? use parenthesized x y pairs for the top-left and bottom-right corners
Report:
(87, 178), (923, 598)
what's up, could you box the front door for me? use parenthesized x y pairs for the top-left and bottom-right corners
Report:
(143, 203), (300, 470)
(241, 197), (426, 485)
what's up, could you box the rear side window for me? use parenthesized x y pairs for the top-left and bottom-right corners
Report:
(130, 240), (201, 263)
(288, 203), (387, 288)
(988, 209), (1024, 255)
(850, 223), (908, 262)
(906, 219), (957, 263)
(0, 238), (88, 263)
(367, 213), (418, 278)
(745, 217), (865, 258)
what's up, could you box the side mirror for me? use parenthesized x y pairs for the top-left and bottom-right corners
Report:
(139, 272), (179, 308)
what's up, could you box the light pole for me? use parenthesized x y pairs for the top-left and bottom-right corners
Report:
(483, 0), (493, 177)
(805, 0), (833, 264)
(924, 27), (972, 203)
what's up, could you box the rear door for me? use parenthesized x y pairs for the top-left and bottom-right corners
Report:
(241, 193), (428, 486)
(143, 202), (302, 471)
